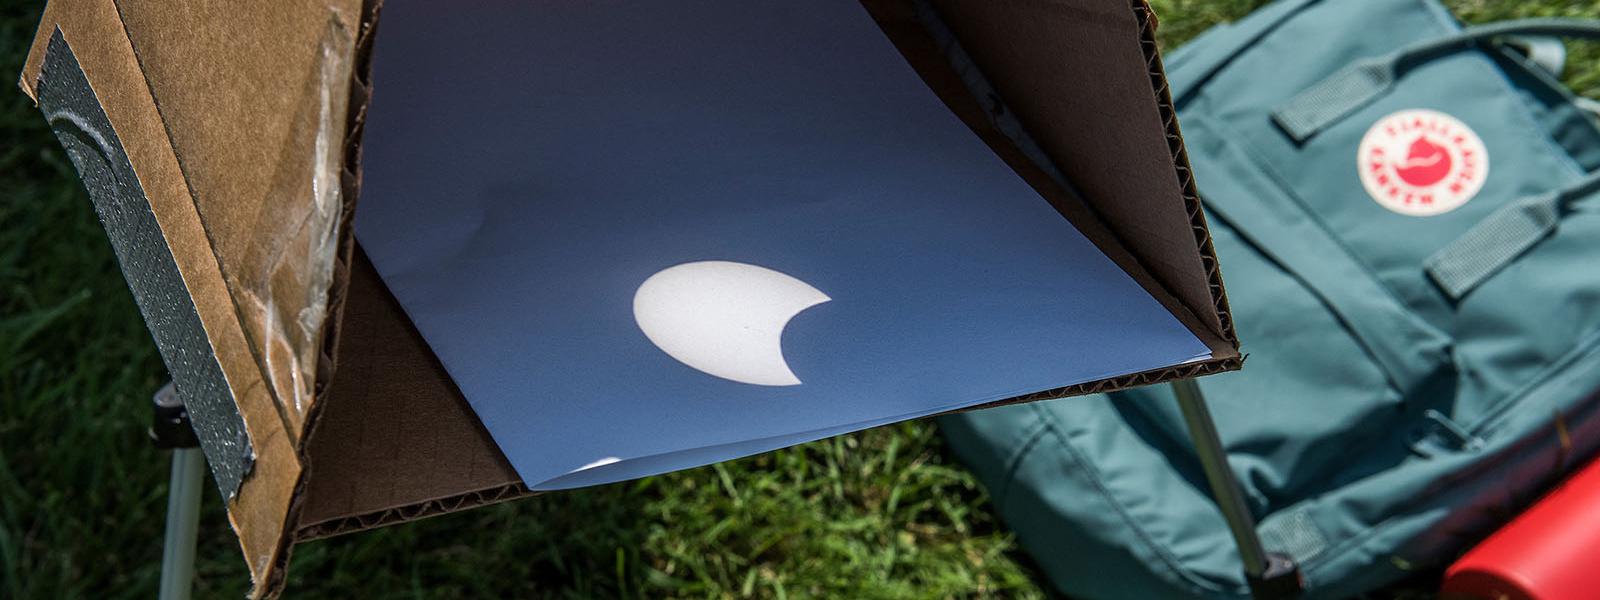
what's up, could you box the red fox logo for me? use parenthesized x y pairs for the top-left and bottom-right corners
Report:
(1358, 109), (1487, 216)
(1393, 137), (1452, 187)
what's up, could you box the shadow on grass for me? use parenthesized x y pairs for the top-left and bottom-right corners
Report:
(263, 421), (1042, 598)
(282, 486), (655, 598)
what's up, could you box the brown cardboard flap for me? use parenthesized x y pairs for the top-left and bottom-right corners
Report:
(864, 0), (1236, 360)
(21, 1), (308, 593)
(296, 247), (526, 532)
(930, 0), (1234, 346)
(291, 0), (1241, 541)
(112, 0), (364, 440)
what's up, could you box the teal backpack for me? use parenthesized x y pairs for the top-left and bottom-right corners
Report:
(940, 1), (1600, 598)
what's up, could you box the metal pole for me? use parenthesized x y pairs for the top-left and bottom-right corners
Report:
(1171, 378), (1301, 599)
(152, 382), (204, 600)
(1172, 378), (1269, 573)
(159, 447), (205, 600)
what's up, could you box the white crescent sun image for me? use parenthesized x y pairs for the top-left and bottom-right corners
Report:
(633, 261), (830, 386)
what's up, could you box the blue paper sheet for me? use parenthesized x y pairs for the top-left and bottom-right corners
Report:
(354, 0), (1211, 489)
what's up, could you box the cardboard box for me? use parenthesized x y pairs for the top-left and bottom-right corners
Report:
(19, 0), (1240, 596)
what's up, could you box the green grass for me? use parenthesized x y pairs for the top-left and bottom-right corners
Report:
(3, 1), (1598, 598)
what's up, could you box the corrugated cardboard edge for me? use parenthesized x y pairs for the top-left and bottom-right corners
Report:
(282, 0), (1242, 545)
(295, 482), (534, 541)
(18, 0), (305, 592)
(261, 0), (386, 597)
(281, 0), (546, 549)
(1131, 0), (1240, 351)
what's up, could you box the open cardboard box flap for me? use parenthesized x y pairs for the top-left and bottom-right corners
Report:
(20, 0), (1240, 596)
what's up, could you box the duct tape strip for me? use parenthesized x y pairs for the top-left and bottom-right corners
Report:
(35, 31), (253, 500)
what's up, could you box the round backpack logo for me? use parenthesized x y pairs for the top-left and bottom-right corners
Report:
(1357, 109), (1489, 216)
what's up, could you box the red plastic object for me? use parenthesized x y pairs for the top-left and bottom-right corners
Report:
(1442, 457), (1600, 600)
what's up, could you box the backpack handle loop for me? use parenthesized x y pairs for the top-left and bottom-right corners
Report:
(1424, 170), (1600, 300)
(1271, 19), (1600, 143)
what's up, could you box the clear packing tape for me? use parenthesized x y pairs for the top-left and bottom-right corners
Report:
(220, 16), (353, 435)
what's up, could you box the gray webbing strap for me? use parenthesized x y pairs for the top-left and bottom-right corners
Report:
(1425, 171), (1600, 300)
(1272, 19), (1600, 143)
(1256, 505), (1328, 564)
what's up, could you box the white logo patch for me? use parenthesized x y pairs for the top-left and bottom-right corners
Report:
(1357, 109), (1488, 216)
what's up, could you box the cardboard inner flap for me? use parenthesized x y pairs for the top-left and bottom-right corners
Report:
(293, 0), (1236, 534)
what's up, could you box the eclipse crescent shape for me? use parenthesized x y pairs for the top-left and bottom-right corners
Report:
(633, 261), (830, 386)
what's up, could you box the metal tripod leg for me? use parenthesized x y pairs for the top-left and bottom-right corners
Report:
(160, 447), (205, 600)
(1171, 379), (1303, 600)
(153, 383), (204, 600)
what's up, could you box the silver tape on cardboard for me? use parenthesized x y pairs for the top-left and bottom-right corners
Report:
(36, 30), (254, 500)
